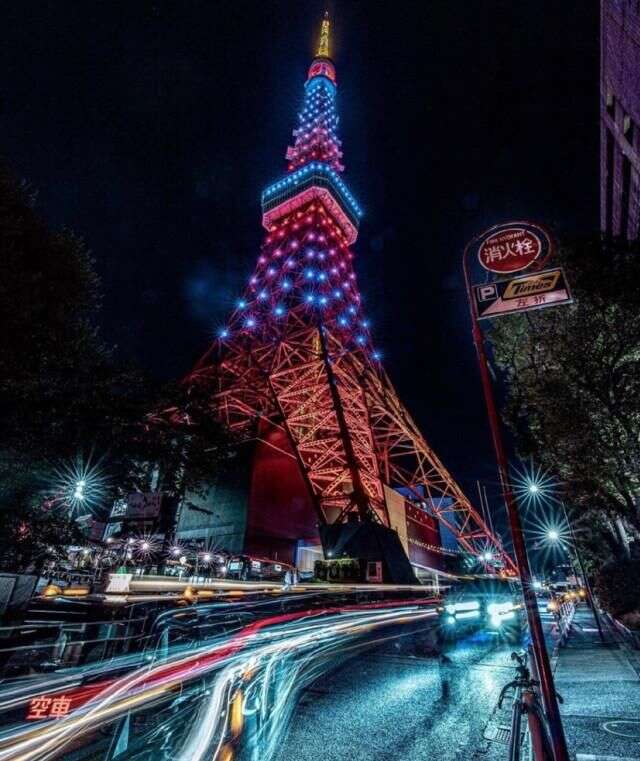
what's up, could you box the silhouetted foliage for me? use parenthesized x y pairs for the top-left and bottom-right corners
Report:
(594, 557), (640, 618)
(0, 162), (234, 568)
(489, 235), (640, 567)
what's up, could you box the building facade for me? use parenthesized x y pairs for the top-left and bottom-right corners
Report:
(601, 0), (640, 238)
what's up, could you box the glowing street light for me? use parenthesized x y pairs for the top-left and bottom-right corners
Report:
(202, 553), (212, 563)
(511, 462), (559, 513)
(54, 455), (109, 515)
(548, 529), (560, 542)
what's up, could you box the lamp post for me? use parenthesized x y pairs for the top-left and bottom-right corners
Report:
(548, 508), (605, 643)
(463, 234), (569, 761)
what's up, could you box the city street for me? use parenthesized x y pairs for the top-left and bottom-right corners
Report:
(0, 592), (443, 760)
(278, 629), (516, 761)
(2, 3), (638, 761)
(280, 605), (640, 761)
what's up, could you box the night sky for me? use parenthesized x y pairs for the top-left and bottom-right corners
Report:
(2, 1), (599, 507)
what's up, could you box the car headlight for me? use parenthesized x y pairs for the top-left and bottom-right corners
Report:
(488, 601), (514, 616)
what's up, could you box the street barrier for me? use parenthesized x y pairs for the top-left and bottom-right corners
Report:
(556, 601), (575, 648)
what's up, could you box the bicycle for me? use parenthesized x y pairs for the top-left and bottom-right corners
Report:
(497, 650), (563, 761)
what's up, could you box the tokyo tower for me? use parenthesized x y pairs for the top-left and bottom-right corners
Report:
(189, 14), (514, 575)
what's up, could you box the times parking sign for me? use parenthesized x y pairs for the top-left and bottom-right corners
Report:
(473, 267), (572, 320)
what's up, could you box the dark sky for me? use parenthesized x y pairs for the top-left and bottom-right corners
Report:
(1, 1), (599, 505)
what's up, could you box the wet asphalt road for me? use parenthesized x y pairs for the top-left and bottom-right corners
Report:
(275, 627), (517, 761)
(277, 606), (640, 761)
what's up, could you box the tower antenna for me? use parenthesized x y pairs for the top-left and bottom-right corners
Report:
(317, 10), (331, 58)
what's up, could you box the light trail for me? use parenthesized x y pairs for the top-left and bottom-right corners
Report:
(0, 599), (439, 761)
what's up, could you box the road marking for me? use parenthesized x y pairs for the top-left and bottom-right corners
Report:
(577, 756), (640, 761)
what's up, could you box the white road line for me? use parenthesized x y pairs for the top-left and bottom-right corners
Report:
(576, 755), (640, 761)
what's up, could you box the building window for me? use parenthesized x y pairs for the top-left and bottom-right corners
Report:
(620, 155), (631, 239)
(605, 129), (615, 236)
(606, 91), (615, 118)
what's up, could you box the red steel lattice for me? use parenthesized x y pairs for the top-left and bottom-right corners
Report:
(188, 16), (515, 573)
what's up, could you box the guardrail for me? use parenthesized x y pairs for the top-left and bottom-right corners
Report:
(556, 600), (575, 648)
(103, 572), (440, 596)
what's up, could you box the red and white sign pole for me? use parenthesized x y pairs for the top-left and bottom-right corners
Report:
(463, 223), (569, 761)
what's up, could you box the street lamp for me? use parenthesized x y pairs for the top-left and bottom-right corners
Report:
(74, 480), (86, 501)
(559, 502), (605, 643)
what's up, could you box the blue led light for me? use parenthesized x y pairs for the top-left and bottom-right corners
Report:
(262, 161), (363, 219)
(305, 268), (315, 279)
(333, 289), (342, 298)
(305, 293), (316, 304)
(274, 305), (285, 316)
(258, 290), (268, 300)
(218, 328), (229, 339)
(282, 279), (292, 290)
(319, 296), (328, 306)
(237, 299), (247, 309)
(356, 335), (366, 345)
(245, 317), (256, 328)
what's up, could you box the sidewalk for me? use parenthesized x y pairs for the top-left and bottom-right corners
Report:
(552, 606), (640, 761)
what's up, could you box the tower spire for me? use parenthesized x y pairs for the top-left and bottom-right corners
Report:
(317, 11), (331, 59)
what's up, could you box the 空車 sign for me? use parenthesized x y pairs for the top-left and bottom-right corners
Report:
(473, 267), (572, 320)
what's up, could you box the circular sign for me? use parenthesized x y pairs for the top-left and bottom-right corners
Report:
(477, 223), (550, 274)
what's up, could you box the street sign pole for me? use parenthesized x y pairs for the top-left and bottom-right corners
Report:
(463, 230), (570, 761)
